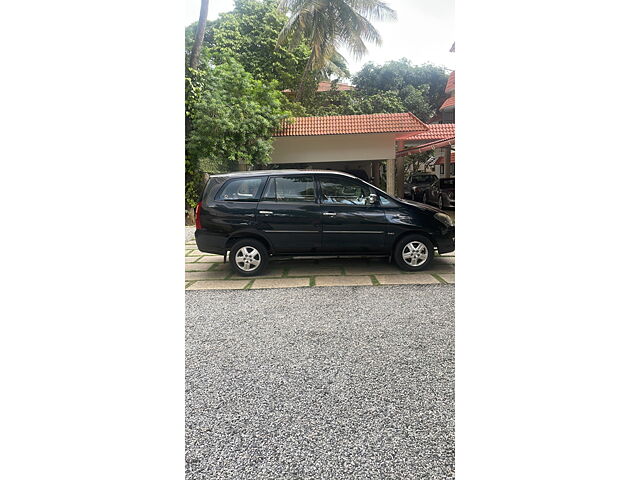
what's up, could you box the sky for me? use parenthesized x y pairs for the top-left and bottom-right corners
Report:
(184, 0), (455, 74)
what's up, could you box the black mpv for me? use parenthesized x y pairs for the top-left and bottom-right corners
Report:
(195, 170), (455, 276)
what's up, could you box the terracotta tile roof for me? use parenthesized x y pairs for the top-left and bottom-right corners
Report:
(316, 81), (354, 92)
(439, 95), (455, 111)
(435, 152), (455, 165)
(401, 123), (455, 142)
(274, 113), (428, 137)
(396, 136), (455, 157)
(282, 81), (354, 94)
(445, 71), (455, 94)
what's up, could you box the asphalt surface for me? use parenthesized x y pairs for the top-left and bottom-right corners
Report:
(186, 285), (455, 479)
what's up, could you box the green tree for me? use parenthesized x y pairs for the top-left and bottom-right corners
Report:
(302, 86), (405, 117)
(277, 0), (397, 99)
(186, 60), (292, 184)
(353, 58), (449, 122)
(186, 0), (311, 91)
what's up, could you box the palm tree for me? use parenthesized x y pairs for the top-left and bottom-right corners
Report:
(277, 0), (396, 99)
(189, 0), (210, 69)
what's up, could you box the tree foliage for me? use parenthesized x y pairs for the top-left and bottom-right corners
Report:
(301, 86), (405, 117)
(353, 59), (449, 122)
(277, 0), (396, 95)
(186, 60), (292, 186)
(186, 0), (311, 91)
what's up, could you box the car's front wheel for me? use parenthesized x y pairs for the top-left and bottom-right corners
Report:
(229, 238), (269, 276)
(393, 235), (434, 271)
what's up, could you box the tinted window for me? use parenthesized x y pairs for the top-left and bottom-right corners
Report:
(319, 176), (370, 206)
(440, 178), (455, 188)
(216, 177), (265, 202)
(413, 174), (434, 183)
(262, 176), (316, 202)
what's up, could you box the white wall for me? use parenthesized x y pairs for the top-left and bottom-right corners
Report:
(271, 133), (398, 164)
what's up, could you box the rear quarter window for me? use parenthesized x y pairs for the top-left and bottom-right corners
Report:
(208, 177), (266, 204)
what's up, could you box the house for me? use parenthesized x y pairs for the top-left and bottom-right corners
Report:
(282, 81), (354, 94)
(267, 113), (430, 196)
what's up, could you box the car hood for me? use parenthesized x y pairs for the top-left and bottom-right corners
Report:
(397, 198), (444, 213)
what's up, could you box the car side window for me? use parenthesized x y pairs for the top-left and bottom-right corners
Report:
(319, 176), (371, 206)
(215, 177), (265, 202)
(262, 175), (316, 202)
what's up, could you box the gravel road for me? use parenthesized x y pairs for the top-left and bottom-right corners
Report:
(186, 285), (455, 479)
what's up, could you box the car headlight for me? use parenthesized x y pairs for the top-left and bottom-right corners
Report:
(434, 212), (454, 227)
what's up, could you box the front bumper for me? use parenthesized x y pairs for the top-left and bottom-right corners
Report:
(434, 226), (455, 254)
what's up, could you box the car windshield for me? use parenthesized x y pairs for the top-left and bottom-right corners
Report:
(413, 174), (433, 182)
(440, 178), (455, 188)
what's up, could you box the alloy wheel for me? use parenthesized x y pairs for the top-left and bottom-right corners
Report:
(235, 246), (261, 272)
(402, 241), (429, 267)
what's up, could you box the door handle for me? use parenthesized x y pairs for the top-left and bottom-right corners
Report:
(259, 210), (273, 215)
(322, 212), (337, 216)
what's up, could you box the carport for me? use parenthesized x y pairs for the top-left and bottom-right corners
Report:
(268, 113), (430, 196)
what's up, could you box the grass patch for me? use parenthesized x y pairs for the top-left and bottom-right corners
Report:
(243, 280), (255, 290)
(309, 276), (316, 287)
(431, 273), (447, 284)
(370, 275), (380, 286)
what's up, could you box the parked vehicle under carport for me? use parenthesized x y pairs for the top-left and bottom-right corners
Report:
(423, 178), (455, 209)
(404, 172), (439, 201)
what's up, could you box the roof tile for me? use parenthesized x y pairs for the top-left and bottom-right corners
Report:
(439, 96), (455, 111)
(274, 113), (428, 137)
(445, 71), (455, 94)
(402, 123), (455, 141)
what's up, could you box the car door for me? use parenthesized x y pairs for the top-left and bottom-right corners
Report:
(256, 174), (322, 254)
(317, 175), (387, 253)
(201, 175), (266, 235)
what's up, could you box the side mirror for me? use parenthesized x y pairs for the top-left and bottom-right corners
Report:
(365, 193), (379, 205)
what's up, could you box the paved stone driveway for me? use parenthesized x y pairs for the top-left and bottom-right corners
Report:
(185, 240), (454, 290)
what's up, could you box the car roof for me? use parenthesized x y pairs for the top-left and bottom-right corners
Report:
(208, 169), (360, 179)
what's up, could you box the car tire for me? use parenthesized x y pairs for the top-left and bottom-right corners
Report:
(393, 235), (434, 271)
(229, 238), (269, 277)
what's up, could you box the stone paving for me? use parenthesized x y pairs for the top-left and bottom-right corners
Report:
(185, 240), (455, 290)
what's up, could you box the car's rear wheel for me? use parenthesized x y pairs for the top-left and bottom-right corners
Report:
(393, 235), (434, 271)
(229, 238), (269, 276)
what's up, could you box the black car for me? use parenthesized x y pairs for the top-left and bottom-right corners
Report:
(195, 170), (454, 276)
(404, 172), (439, 201)
(343, 169), (371, 183)
(423, 178), (455, 209)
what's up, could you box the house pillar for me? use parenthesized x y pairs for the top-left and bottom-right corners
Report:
(386, 158), (396, 196)
(395, 156), (404, 197)
(443, 147), (452, 178)
(372, 160), (381, 187)
(393, 140), (406, 197)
